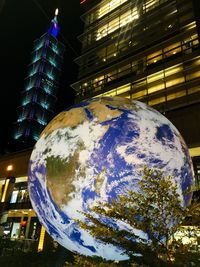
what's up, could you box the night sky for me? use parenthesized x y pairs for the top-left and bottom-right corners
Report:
(0, 0), (83, 152)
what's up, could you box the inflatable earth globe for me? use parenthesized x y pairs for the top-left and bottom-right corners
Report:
(28, 96), (194, 260)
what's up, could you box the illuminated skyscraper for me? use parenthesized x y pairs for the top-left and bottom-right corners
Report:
(13, 9), (65, 147)
(72, 0), (200, 184)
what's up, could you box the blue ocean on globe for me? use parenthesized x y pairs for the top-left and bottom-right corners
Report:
(28, 96), (194, 260)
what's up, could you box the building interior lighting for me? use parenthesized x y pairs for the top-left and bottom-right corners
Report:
(1, 179), (10, 203)
(189, 147), (200, 157)
(38, 226), (46, 252)
(98, 0), (128, 19)
(96, 8), (139, 41)
(15, 176), (28, 183)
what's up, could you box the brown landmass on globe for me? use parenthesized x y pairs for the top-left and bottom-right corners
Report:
(88, 102), (122, 122)
(46, 143), (86, 208)
(40, 98), (135, 137)
(41, 108), (88, 136)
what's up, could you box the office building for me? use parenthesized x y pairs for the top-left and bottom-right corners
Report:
(13, 9), (65, 147)
(72, 0), (200, 188)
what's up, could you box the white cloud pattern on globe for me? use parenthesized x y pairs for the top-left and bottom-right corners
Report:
(28, 97), (194, 261)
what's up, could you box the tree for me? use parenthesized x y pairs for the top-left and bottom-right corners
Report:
(64, 254), (121, 267)
(75, 167), (200, 267)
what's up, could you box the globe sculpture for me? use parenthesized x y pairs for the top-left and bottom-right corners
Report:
(28, 96), (194, 260)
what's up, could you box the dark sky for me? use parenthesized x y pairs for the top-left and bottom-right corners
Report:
(0, 0), (83, 152)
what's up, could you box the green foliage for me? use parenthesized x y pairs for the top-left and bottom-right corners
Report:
(64, 254), (122, 267)
(75, 166), (200, 267)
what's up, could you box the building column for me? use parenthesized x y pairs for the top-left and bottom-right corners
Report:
(1, 176), (15, 203)
(25, 216), (31, 238)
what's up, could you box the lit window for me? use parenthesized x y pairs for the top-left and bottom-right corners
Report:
(165, 76), (185, 88)
(98, 0), (128, 19)
(147, 50), (162, 65)
(116, 83), (131, 95)
(143, 0), (159, 12)
(148, 82), (165, 94)
(148, 96), (165, 106)
(96, 8), (139, 41)
(164, 42), (181, 57)
(147, 71), (164, 83)
(188, 86), (200, 95)
(167, 90), (186, 101)
(132, 90), (146, 99)
(10, 191), (19, 204)
(186, 70), (200, 81)
(164, 65), (183, 77)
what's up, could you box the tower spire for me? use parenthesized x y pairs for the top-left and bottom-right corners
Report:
(53, 8), (59, 23)
(48, 8), (59, 38)
(55, 8), (59, 17)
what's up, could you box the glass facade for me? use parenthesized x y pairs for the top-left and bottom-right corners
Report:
(0, 176), (38, 238)
(72, 0), (200, 114)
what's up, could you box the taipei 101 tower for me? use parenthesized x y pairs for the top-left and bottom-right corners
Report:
(13, 9), (65, 148)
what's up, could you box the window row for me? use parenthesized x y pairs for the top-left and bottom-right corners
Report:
(96, 7), (139, 41)
(79, 9), (194, 73)
(79, 21), (196, 76)
(76, 57), (200, 111)
(81, 0), (193, 49)
(84, 0), (169, 25)
(10, 189), (29, 204)
(97, 72), (200, 108)
(76, 34), (199, 93)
